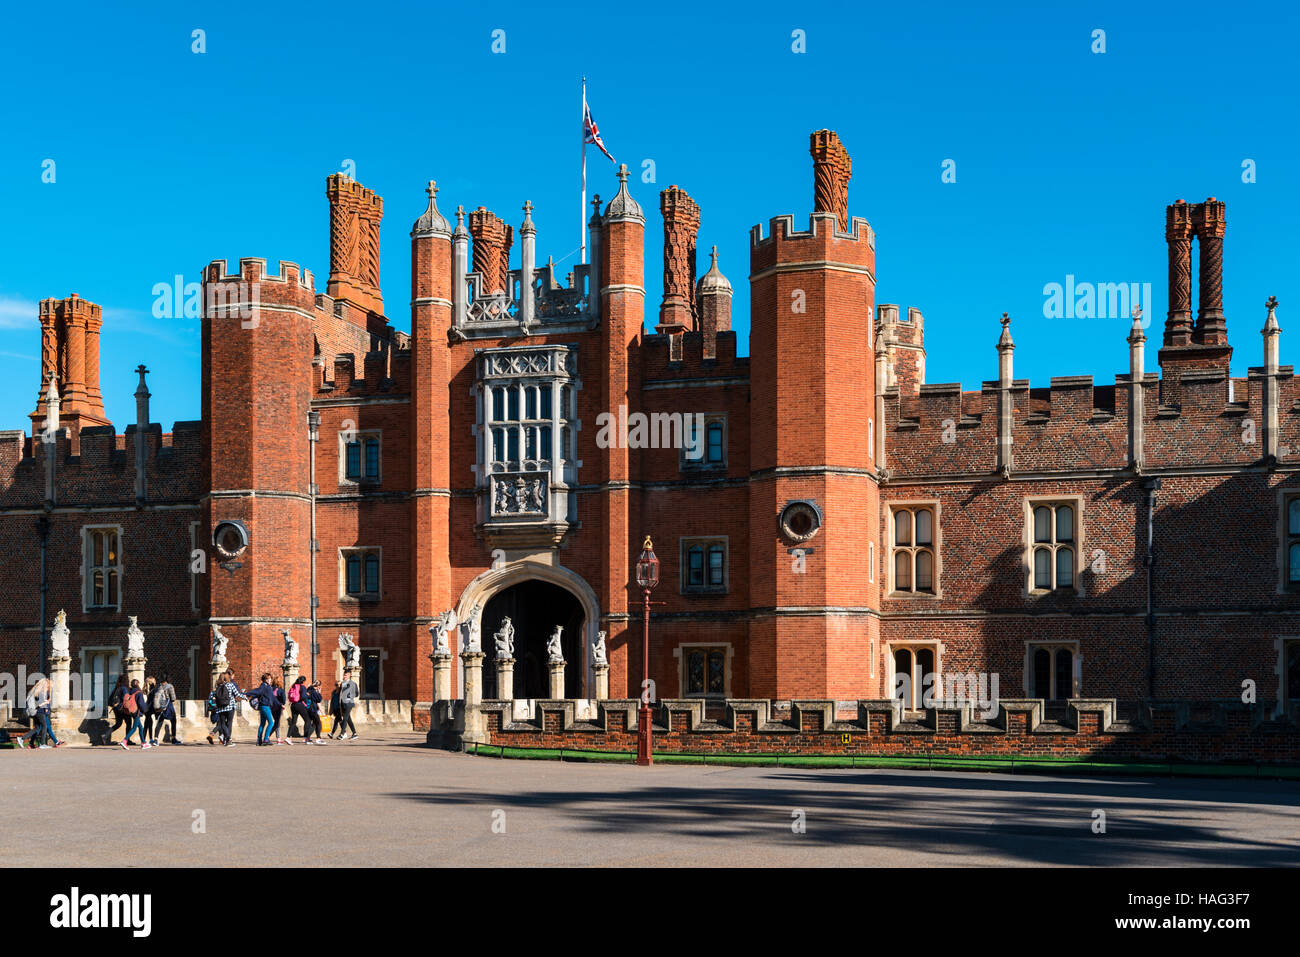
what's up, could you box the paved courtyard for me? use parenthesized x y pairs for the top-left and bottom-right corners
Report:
(3, 733), (1297, 867)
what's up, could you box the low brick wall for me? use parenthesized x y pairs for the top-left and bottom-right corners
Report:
(439, 698), (1300, 764)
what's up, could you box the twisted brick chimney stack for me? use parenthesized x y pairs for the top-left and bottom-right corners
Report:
(30, 293), (110, 447)
(326, 174), (385, 316)
(658, 184), (700, 336)
(1160, 198), (1232, 388)
(810, 129), (852, 231)
(467, 208), (513, 296)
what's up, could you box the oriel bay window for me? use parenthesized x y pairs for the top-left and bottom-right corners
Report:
(890, 504), (938, 595)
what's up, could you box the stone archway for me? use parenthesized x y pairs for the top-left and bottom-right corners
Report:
(455, 561), (601, 699)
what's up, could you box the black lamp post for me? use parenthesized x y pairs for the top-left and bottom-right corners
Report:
(634, 536), (659, 766)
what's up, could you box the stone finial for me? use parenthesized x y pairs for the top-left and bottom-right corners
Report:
(1264, 296), (1280, 333)
(997, 312), (1014, 351)
(604, 164), (644, 222)
(1128, 305), (1146, 343)
(521, 200), (536, 234)
(697, 246), (732, 295)
(453, 204), (467, 238)
(134, 365), (150, 400)
(412, 179), (451, 237)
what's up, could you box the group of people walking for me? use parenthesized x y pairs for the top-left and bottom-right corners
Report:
(107, 673), (179, 748)
(12, 671), (362, 750)
(106, 671), (361, 749)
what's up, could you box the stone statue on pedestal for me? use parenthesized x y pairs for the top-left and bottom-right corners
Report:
(431, 610), (457, 657)
(493, 617), (515, 659)
(592, 630), (607, 666)
(210, 623), (228, 662)
(126, 616), (145, 659)
(463, 604), (483, 654)
(50, 610), (70, 658)
(546, 625), (564, 663)
(283, 630), (299, 666)
(337, 632), (359, 669)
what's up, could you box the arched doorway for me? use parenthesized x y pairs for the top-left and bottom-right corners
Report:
(482, 579), (585, 699)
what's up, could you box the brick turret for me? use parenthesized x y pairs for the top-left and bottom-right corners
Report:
(201, 258), (319, 688)
(600, 164), (645, 697)
(410, 181), (455, 705)
(748, 131), (878, 700)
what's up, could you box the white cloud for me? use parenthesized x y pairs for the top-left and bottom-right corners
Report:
(0, 296), (36, 330)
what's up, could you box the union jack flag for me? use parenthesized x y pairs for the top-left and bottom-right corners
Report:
(583, 98), (615, 163)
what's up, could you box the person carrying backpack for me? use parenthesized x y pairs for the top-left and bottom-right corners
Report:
(17, 678), (62, 749)
(210, 671), (247, 747)
(106, 675), (129, 743)
(270, 675), (289, 745)
(246, 673), (276, 746)
(289, 676), (317, 743)
(304, 680), (325, 744)
(139, 676), (157, 745)
(152, 673), (179, 745)
(119, 679), (149, 749)
(333, 671), (359, 740)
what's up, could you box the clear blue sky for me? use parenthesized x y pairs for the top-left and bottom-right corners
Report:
(1, 0), (1296, 432)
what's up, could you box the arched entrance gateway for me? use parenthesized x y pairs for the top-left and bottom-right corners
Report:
(482, 580), (583, 699)
(455, 561), (601, 700)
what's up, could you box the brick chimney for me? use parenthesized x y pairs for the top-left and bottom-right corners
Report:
(467, 208), (513, 296)
(326, 174), (385, 316)
(658, 185), (700, 336)
(810, 129), (852, 231)
(30, 294), (110, 448)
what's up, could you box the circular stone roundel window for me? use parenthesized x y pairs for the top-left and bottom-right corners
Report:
(779, 501), (822, 543)
(212, 520), (250, 560)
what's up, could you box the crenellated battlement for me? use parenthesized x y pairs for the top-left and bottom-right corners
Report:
(639, 330), (749, 382)
(749, 212), (875, 250)
(202, 258), (316, 291)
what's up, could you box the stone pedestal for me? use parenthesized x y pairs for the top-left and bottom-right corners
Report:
(125, 655), (147, 689)
(282, 662), (299, 691)
(432, 653), (453, 703)
(594, 662), (609, 701)
(48, 655), (74, 731)
(548, 659), (566, 699)
(461, 652), (485, 706)
(495, 658), (515, 700)
(210, 660), (227, 695)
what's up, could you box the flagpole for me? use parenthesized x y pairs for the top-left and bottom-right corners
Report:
(580, 76), (587, 265)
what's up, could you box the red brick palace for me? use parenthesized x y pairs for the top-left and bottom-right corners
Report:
(2, 131), (1298, 734)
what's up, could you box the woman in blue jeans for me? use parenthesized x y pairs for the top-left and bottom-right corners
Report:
(247, 673), (277, 746)
(17, 678), (63, 749)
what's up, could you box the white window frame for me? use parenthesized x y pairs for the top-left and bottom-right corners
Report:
(79, 646), (121, 714)
(339, 429), (382, 486)
(887, 501), (941, 598)
(674, 642), (733, 698)
(1277, 491), (1300, 593)
(1024, 495), (1085, 597)
(81, 524), (124, 612)
(886, 641), (944, 711)
(680, 413), (727, 471)
(680, 536), (729, 595)
(339, 547), (382, 602)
